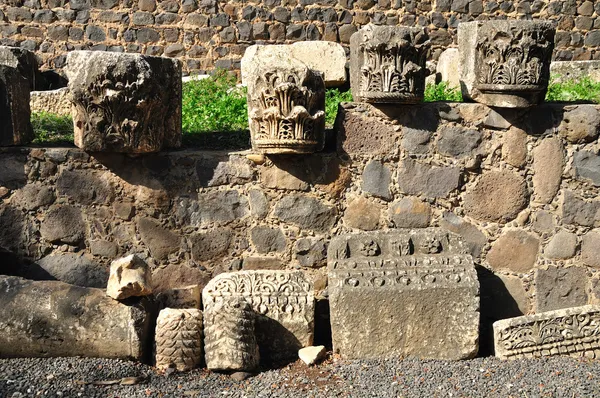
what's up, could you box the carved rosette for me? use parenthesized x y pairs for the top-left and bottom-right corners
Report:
(473, 20), (555, 108)
(247, 55), (325, 154)
(350, 25), (429, 104)
(494, 305), (600, 360)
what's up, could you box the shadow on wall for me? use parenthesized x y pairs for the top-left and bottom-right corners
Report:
(477, 266), (526, 357)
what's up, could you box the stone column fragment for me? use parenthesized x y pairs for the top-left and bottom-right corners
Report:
(155, 308), (204, 371)
(65, 51), (182, 153)
(327, 229), (480, 360)
(203, 270), (314, 363)
(245, 47), (325, 154)
(204, 297), (260, 371)
(494, 305), (600, 360)
(350, 24), (429, 104)
(0, 276), (152, 359)
(0, 65), (33, 146)
(459, 20), (555, 108)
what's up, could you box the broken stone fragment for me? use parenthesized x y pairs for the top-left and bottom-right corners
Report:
(155, 308), (204, 371)
(203, 297), (260, 372)
(459, 20), (555, 108)
(106, 254), (153, 300)
(298, 345), (326, 366)
(244, 46), (325, 154)
(0, 64), (33, 146)
(494, 305), (600, 360)
(0, 276), (152, 359)
(0, 46), (40, 90)
(65, 50), (182, 153)
(350, 24), (429, 104)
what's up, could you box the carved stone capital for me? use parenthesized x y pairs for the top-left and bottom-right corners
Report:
(245, 47), (326, 154)
(350, 25), (430, 104)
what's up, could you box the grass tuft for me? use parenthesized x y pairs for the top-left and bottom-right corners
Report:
(325, 88), (353, 127)
(424, 81), (463, 102)
(31, 111), (74, 144)
(545, 75), (600, 103)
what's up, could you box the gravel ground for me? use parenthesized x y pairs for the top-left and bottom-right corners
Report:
(1, 355), (600, 398)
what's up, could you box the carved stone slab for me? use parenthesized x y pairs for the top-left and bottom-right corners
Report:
(494, 305), (600, 360)
(328, 229), (480, 360)
(244, 47), (325, 154)
(350, 25), (429, 104)
(65, 51), (182, 153)
(0, 65), (33, 146)
(0, 276), (152, 359)
(202, 271), (315, 363)
(204, 297), (260, 371)
(155, 308), (204, 371)
(459, 20), (555, 108)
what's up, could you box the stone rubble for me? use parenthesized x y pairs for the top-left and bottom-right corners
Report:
(106, 254), (153, 300)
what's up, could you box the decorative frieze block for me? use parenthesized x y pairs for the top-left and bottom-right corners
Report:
(0, 65), (33, 146)
(155, 308), (204, 371)
(245, 48), (326, 154)
(494, 305), (600, 360)
(328, 229), (480, 360)
(459, 20), (555, 108)
(350, 25), (429, 104)
(204, 297), (260, 371)
(65, 51), (182, 153)
(202, 271), (315, 362)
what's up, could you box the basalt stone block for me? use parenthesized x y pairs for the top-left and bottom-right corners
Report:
(245, 46), (325, 154)
(155, 308), (204, 371)
(328, 229), (479, 360)
(494, 305), (600, 360)
(0, 65), (33, 146)
(0, 276), (152, 359)
(459, 21), (555, 108)
(65, 51), (181, 153)
(203, 271), (314, 363)
(204, 297), (260, 371)
(350, 25), (429, 103)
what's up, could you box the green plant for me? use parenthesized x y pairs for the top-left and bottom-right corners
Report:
(182, 69), (249, 134)
(545, 75), (600, 103)
(424, 81), (463, 102)
(325, 88), (353, 126)
(31, 111), (74, 144)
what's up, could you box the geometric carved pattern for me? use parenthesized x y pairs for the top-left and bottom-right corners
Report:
(155, 309), (203, 371)
(494, 305), (600, 360)
(204, 297), (260, 371)
(328, 229), (479, 360)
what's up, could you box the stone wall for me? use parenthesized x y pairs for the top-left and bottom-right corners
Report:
(0, 0), (599, 75)
(2, 100), (600, 349)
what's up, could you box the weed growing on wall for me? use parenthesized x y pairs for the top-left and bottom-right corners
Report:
(546, 75), (600, 103)
(182, 70), (249, 134)
(325, 88), (353, 126)
(424, 82), (463, 102)
(31, 111), (74, 144)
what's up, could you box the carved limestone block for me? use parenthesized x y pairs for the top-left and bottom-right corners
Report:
(0, 65), (33, 146)
(350, 25), (429, 104)
(494, 305), (600, 360)
(106, 254), (153, 300)
(327, 229), (480, 360)
(245, 47), (326, 154)
(459, 20), (555, 108)
(155, 308), (204, 371)
(0, 276), (152, 359)
(65, 51), (182, 153)
(204, 297), (260, 371)
(203, 270), (315, 363)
